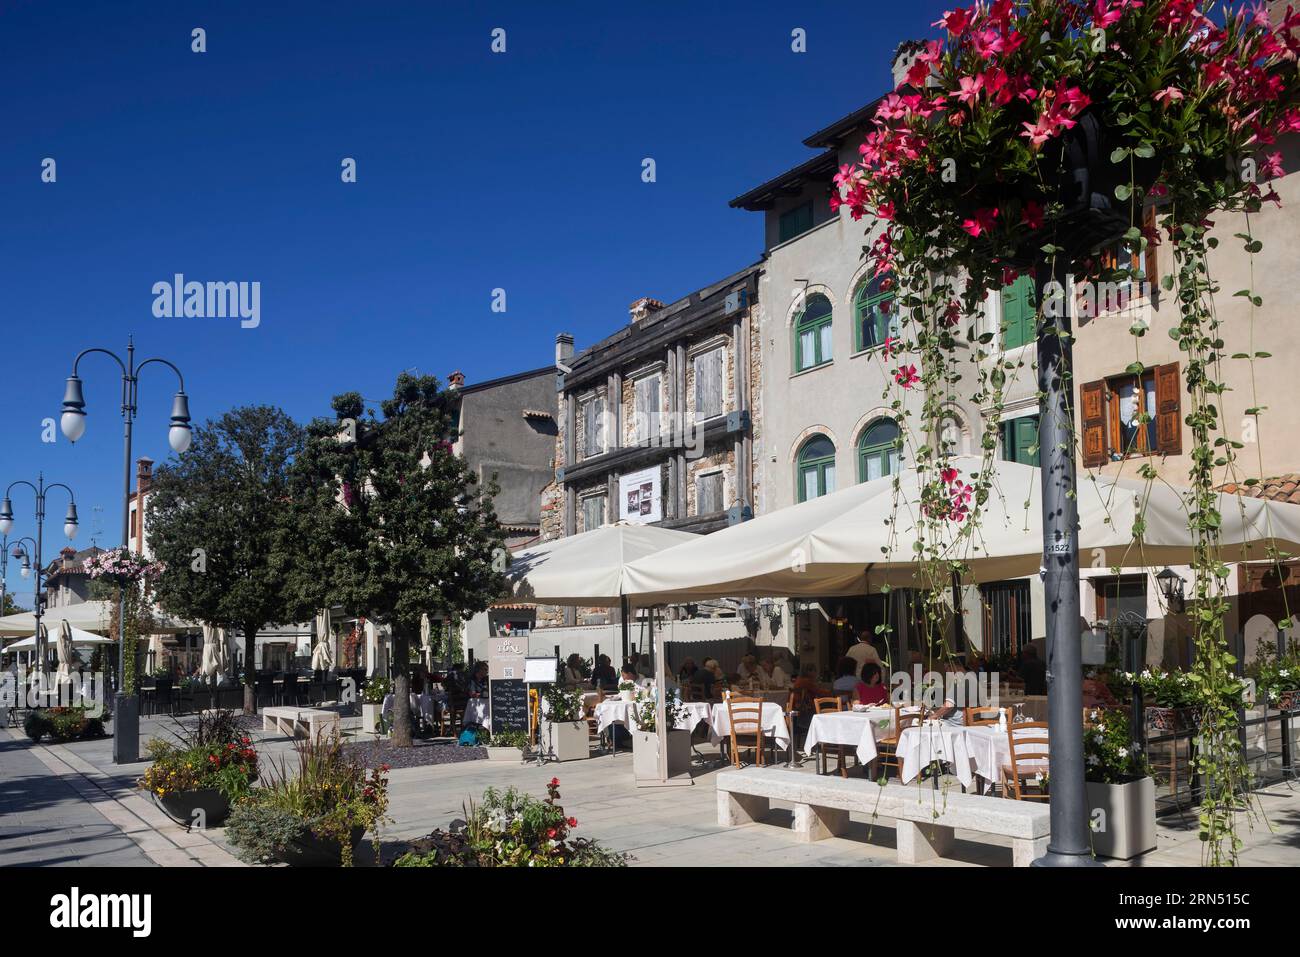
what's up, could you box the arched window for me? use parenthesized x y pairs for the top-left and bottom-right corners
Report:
(855, 273), (896, 351)
(857, 419), (900, 482)
(797, 434), (836, 501)
(794, 294), (833, 372)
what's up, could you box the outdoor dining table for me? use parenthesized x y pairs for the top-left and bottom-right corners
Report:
(802, 707), (894, 766)
(462, 697), (490, 728)
(897, 722), (1028, 791)
(708, 700), (791, 751)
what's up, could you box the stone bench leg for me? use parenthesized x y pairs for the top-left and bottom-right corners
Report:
(793, 803), (849, 843)
(1012, 836), (1048, 867)
(717, 790), (770, 827)
(896, 820), (955, 864)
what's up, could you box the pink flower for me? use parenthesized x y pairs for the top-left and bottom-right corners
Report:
(961, 207), (999, 237)
(1000, 265), (1020, 286)
(942, 301), (961, 327)
(883, 335), (896, 358)
(1261, 151), (1285, 180)
(1153, 86), (1184, 107)
(1021, 200), (1044, 231)
(934, 7), (972, 34)
(940, 467), (959, 485)
(951, 74), (985, 106)
(895, 364), (920, 388)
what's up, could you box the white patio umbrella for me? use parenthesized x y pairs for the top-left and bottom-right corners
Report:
(623, 456), (1300, 601)
(0, 600), (114, 638)
(200, 624), (223, 679)
(4, 627), (114, 652)
(55, 620), (74, 682)
(35, 623), (49, 675)
(311, 609), (335, 671)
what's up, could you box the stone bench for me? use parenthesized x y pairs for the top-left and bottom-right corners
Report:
(261, 707), (341, 741)
(716, 767), (1050, 867)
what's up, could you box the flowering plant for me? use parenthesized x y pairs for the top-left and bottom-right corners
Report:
(633, 687), (688, 733)
(543, 684), (584, 722)
(1084, 708), (1151, 784)
(139, 710), (258, 801)
(84, 548), (165, 586)
(361, 676), (391, 704)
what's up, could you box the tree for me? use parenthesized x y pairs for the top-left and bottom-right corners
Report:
(285, 373), (507, 747)
(147, 405), (309, 713)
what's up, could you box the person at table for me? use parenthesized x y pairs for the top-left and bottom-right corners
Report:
(846, 628), (883, 677)
(466, 661), (490, 697)
(736, 654), (763, 686)
(562, 653), (587, 687)
(759, 656), (790, 690)
(619, 663), (644, 688)
(683, 659), (714, 697)
(927, 660), (968, 723)
(1018, 645), (1047, 696)
(634, 653), (655, 680)
(678, 657), (698, 684)
(789, 664), (820, 713)
(831, 656), (859, 695)
(855, 662), (889, 706)
(591, 654), (618, 690)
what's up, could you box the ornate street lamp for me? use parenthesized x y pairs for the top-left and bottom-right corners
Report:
(0, 478), (77, 673)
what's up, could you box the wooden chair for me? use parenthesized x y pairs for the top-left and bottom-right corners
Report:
(875, 705), (924, 780)
(1001, 721), (1050, 801)
(812, 696), (856, 778)
(725, 696), (767, 768)
(965, 705), (1000, 726)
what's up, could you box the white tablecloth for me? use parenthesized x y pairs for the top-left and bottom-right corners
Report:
(803, 709), (894, 764)
(462, 697), (490, 727)
(594, 698), (637, 733)
(709, 701), (790, 750)
(897, 723), (1030, 790)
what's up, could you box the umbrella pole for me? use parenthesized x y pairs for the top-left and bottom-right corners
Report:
(620, 595), (630, 667)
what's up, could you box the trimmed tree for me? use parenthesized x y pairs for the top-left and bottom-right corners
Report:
(285, 373), (507, 747)
(147, 405), (309, 714)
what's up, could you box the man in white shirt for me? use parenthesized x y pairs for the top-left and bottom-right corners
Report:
(758, 657), (790, 690)
(845, 629), (883, 677)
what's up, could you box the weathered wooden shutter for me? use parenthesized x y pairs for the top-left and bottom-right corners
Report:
(695, 350), (722, 419)
(1143, 206), (1158, 282)
(633, 378), (647, 442)
(1155, 363), (1182, 455)
(647, 375), (660, 437)
(1080, 380), (1108, 467)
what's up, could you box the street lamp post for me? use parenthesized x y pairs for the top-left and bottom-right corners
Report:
(0, 478), (78, 679)
(60, 336), (191, 764)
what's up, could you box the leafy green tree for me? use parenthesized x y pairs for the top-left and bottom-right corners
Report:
(285, 373), (507, 747)
(147, 406), (309, 713)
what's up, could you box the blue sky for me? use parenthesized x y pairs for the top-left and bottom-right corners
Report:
(0, 0), (949, 603)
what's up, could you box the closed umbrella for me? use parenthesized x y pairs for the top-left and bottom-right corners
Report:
(214, 626), (230, 675)
(55, 620), (74, 682)
(311, 609), (334, 671)
(200, 624), (222, 679)
(35, 623), (48, 676)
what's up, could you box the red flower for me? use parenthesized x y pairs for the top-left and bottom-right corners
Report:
(546, 828), (557, 839)
(895, 364), (920, 389)
(941, 467), (959, 485)
(1021, 201), (1044, 231)
(934, 7), (971, 34)
(567, 817), (578, 827)
(961, 207), (998, 237)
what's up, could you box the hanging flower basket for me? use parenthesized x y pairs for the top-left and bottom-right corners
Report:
(84, 548), (165, 588)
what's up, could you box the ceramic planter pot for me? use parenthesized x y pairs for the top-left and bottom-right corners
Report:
(485, 746), (524, 763)
(274, 825), (367, 867)
(632, 729), (692, 780)
(1145, 705), (1198, 734)
(1086, 776), (1156, 860)
(361, 702), (383, 734)
(539, 719), (589, 761)
(1277, 689), (1300, 711)
(153, 788), (231, 829)
(619, 690), (635, 703)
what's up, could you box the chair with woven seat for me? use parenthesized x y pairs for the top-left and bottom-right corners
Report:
(965, 705), (1000, 726)
(725, 695), (768, 768)
(875, 705), (924, 780)
(1001, 721), (1050, 800)
(811, 696), (857, 777)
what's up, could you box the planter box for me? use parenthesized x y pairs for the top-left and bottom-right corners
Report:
(361, 702), (383, 734)
(112, 693), (140, 764)
(153, 788), (230, 829)
(632, 729), (692, 780)
(277, 825), (367, 867)
(485, 746), (524, 763)
(539, 720), (589, 761)
(1086, 777), (1156, 860)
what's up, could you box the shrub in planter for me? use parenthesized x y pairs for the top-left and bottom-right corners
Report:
(485, 728), (529, 761)
(392, 778), (628, 867)
(631, 688), (692, 778)
(138, 710), (258, 827)
(225, 733), (388, 867)
(23, 711), (52, 742)
(361, 677), (391, 734)
(1085, 709), (1156, 860)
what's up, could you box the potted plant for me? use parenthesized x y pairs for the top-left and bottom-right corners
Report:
(631, 688), (692, 780)
(225, 733), (388, 866)
(538, 685), (588, 761)
(393, 778), (628, 867)
(617, 680), (636, 703)
(361, 676), (390, 734)
(138, 710), (258, 829)
(1084, 708), (1156, 861)
(485, 728), (529, 762)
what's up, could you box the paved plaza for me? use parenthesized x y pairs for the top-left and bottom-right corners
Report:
(2, 715), (1298, 867)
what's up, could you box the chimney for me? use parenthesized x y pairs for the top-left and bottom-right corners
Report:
(628, 297), (664, 324)
(448, 370), (466, 390)
(136, 457), (154, 494)
(555, 333), (575, 368)
(890, 39), (926, 90)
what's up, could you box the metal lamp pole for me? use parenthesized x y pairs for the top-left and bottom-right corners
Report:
(0, 478), (79, 675)
(60, 336), (192, 764)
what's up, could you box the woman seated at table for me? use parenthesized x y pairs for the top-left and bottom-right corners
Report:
(831, 656), (859, 696)
(466, 661), (490, 697)
(759, 656), (790, 690)
(855, 662), (889, 706)
(789, 664), (820, 714)
(736, 654), (763, 685)
(591, 654), (618, 690)
(682, 659), (714, 697)
(562, 653), (588, 687)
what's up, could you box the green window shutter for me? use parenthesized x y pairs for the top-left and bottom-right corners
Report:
(1001, 415), (1039, 466)
(1000, 275), (1036, 350)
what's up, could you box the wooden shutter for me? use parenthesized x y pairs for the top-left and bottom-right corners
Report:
(1155, 363), (1182, 455)
(1000, 275), (1035, 349)
(647, 375), (660, 437)
(1080, 379), (1108, 467)
(633, 378), (647, 443)
(1143, 206), (1158, 283)
(1015, 416), (1039, 467)
(695, 349), (722, 419)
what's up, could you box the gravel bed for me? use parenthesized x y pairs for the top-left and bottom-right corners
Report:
(342, 738), (486, 770)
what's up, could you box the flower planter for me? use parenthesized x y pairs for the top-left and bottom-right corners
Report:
(1086, 777), (1156, 861)
(538, 719), (589, 761)
(632, 729), (692, 780)
(362, 702), (383, 734)
(485, 746), (524, 763)
(277, 824), (367, 868)
(1145, 706), (1198, 734)
(1277, 690), (1300, 712)
(619, 690), (635, 703)
(153, 788), (231, 829)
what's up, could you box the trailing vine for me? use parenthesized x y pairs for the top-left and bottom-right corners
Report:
(834, 0), (1299, 863)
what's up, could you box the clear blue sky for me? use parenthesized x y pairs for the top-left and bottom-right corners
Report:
(0, 0), (948, 604)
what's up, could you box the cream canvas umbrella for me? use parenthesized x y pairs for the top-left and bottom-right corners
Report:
(200, 624), (222, 679)
(55, 620), (74, 682)
(0, 600), (114, 638)
(35, 623), (49, 675)
(4, 627), (114, 652)
(311, 609), (334, 671)
(623, 456), (1300, 601)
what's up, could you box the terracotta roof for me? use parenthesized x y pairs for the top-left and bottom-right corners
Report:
(1219, 474), (1300, 505)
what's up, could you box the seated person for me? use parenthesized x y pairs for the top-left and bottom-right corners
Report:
(562, 653), (588, 687)
(619, 663), (645, 689)
(927, 659), (968, 723)
(466, 661), (489, 697)
(759, 656), (790, 690)
(855, 662), (889, 706)
(686, 660), (715, 697)
(677, 657), (698, 684)
(789, 664), (821, 712)
(736, 654), (763, 686)
(591, 654), (618, 690)
(831, 656), (859, 695)
(634, 653), (654, 679)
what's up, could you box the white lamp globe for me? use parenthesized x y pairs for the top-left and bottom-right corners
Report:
(61, 410), (87, 443)
(169, 424), (192, 453)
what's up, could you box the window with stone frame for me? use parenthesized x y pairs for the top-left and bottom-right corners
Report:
(696, 471), (725, 515)
(633, 373), (661, 443)
(580, 494), (605, 532)
(693, 347), (724, 422)
(1080, 363), (1181, 467)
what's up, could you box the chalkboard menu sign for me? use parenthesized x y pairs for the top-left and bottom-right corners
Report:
(489, 678), (528, 734)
